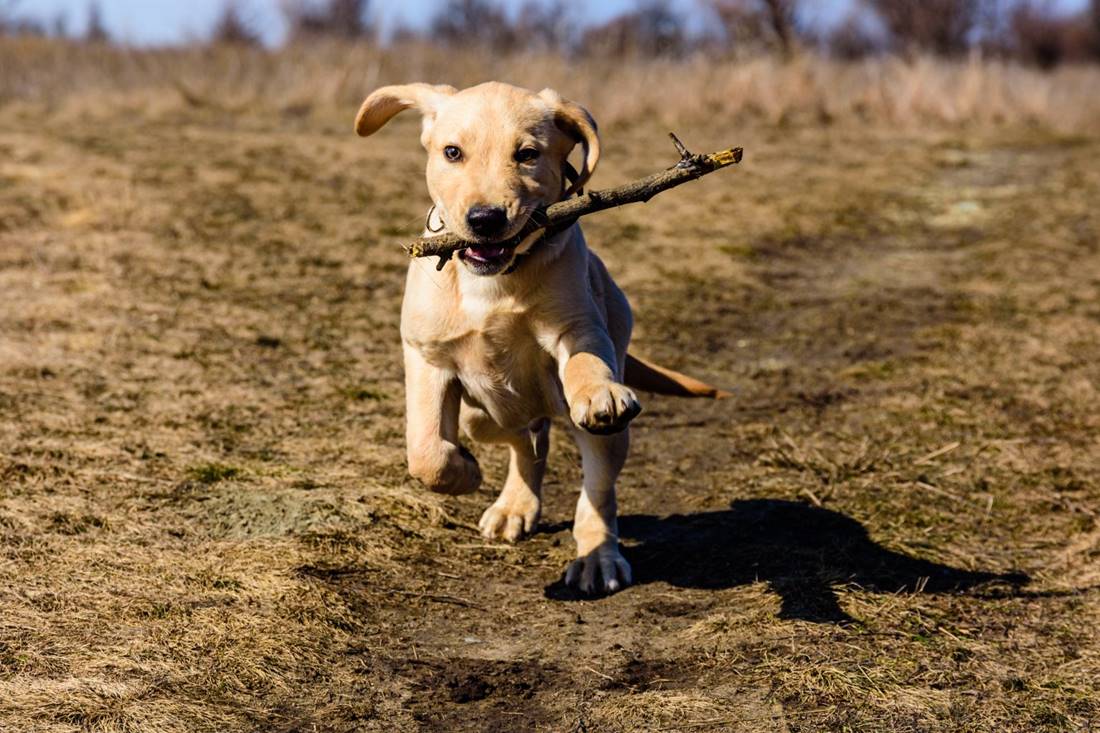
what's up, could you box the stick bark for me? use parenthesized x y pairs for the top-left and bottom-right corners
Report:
(405, 133), (743, 269)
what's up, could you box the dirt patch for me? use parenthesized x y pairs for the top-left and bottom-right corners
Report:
(396, 658), (561, 730)
(1, 101), (1098, 732)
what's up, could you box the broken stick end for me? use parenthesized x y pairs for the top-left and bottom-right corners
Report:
(708, 147), (744, 168)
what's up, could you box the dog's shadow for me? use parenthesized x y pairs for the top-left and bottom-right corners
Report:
(545, 498), (1028, 623)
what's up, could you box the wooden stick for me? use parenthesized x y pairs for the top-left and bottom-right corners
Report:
(405, 133), (744, 269)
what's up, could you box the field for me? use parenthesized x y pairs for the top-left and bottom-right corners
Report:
(1, 42), (1100, 732)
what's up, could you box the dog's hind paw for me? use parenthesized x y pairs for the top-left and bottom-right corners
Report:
(565, 543), (632, 595)
(478, 495), (540, 542)
(570, 382), (641, 435)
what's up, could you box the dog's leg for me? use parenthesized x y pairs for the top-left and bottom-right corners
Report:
(465, 409), (550, 542)
(403, 345), (481, 495)
(565, 427), (632, 594)
(558, 329), (641, 436)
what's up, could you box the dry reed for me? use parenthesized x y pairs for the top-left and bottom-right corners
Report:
(2, 37), (1099, 133)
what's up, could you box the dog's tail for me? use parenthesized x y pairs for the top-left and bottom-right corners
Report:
(624, 353), (731, 399)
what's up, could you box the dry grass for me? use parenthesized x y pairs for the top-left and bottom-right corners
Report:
(1, 39), (1099, 732)
(3, 38), (1100, 133)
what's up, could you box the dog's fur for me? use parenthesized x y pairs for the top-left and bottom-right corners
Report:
(356, 81), (724, 593)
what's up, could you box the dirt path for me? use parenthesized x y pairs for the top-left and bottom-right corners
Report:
(1, 113), (1098, 731)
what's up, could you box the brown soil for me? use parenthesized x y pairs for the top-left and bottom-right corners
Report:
(1, 102), (1098, 731)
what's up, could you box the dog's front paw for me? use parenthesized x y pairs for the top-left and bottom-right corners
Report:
(409, 443), (482, 495)
(565, 542), (632, 595)
(569, 382), (641, 435)
(478, 494), (540, 542)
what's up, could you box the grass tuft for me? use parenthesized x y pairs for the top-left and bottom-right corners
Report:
(186, 463), (244, 484)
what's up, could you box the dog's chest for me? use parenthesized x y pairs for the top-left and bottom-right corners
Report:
(422, 294), (562, 424)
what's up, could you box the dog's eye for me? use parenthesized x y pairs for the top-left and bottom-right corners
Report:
(443, 145), (463, 162)
(514, 147), (540, 164)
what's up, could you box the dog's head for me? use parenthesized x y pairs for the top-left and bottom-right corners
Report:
(356, 81), (600, 275)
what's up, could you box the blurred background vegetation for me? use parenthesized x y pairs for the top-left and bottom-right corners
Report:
(2, 0), (1100, 134)
(3, 0), (1100, 66)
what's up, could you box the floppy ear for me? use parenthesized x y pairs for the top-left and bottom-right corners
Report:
(539, 89), (600, 197)
(355, 83), (457, 137)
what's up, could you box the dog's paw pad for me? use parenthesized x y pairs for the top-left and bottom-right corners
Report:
(565, 545), (632, 595)
(478, 498), (539, 542)
(571, 383), (641, 435)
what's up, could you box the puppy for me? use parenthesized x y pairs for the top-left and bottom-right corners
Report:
(356, 81), (725, 594)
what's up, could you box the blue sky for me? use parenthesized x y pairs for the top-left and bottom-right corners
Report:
(21, 0), (657, 44)
(15, 0), (1091, 46)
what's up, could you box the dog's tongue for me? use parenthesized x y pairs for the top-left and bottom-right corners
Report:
(465, 244), (508, 261)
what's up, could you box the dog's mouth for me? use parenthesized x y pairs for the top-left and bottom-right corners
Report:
(455, 208), (539, 275)
(458, 243), (514, 274)
(448, 203), (550, 276)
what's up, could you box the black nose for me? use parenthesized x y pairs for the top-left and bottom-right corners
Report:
(466, 205), (508, 238)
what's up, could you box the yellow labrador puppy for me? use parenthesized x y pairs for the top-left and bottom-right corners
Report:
(356, 81), (724, 594)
